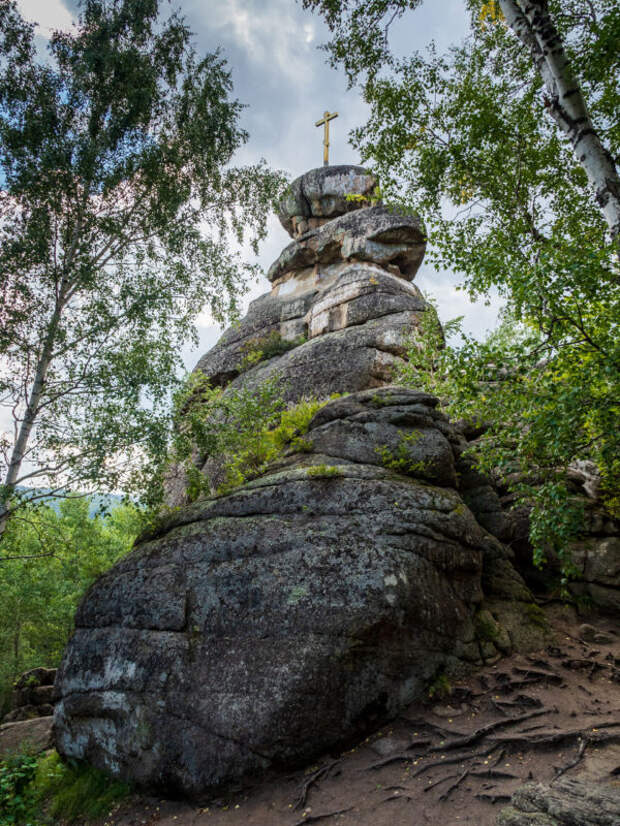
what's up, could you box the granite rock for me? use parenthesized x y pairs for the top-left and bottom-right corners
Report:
(278, 165), (377, 237)
(55, 388), (496, 799)
(269, 205), (426, 284)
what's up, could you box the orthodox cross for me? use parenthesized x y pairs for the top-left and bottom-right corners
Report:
(315, 110), (338, 166)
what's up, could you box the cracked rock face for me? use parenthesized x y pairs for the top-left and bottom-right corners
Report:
(54, 388), (494, 799)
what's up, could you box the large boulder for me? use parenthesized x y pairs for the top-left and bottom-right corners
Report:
(54, 388), (511, 799)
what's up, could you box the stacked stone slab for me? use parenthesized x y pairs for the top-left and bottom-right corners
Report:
(166, 166), (432, 505)
(54, 167), (540, 800)
(2, 667), (57, 723)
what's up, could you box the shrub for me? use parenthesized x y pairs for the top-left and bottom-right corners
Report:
(376, 431), (427, 475)
(0, 750), (131, 825)
(0, 752), (38, 825)
(171, 372), (340, 498)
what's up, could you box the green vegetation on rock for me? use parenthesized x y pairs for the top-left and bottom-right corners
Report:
(376, 431), (428, 475)
(0, 750), (130, 825)
(170, 372), (339, 498)
(237, 331), (307, 372)
(303, 0), (620, 574)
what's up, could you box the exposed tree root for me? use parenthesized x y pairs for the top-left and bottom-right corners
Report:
(554, 736), (588, 779)
(294, 760), (341, 810)
(427, 709), (549, 753)
(439, 768), (470, 801)
(290, 806), (353, 825)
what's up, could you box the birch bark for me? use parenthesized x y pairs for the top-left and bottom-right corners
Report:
(498, 0), (620, 243)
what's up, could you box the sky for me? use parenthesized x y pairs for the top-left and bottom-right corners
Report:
(16, 0), (503, 371)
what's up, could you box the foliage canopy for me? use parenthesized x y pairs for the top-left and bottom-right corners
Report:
(0, 0), (285, 537)
(0, 498), (140, 711)
(304, 0), (620, 562)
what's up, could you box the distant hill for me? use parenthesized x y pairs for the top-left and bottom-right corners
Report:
(15, 487), (124, 518)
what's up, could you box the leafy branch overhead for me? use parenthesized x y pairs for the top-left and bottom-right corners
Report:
(304, 0), (620, 564)
(0, 0), (286, 537)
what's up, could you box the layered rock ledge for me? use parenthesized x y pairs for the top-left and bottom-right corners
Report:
(54, 388), (531, 799)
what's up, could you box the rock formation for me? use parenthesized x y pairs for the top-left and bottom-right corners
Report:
(2, 666), (57, 724)
(54, 165), (542, 799)
(165, 165), (432, 505)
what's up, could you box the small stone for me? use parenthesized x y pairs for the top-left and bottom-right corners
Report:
(369, 736), (408, 757)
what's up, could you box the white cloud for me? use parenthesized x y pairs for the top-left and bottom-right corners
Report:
(16, 0), (74, 35)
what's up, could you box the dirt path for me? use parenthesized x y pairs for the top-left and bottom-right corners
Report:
(99, 607), (620, 826)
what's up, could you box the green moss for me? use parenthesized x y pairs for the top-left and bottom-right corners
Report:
(370, 392), (397, 407)
(474, 610), (500, 643)
(427, 671), (452, 701)
(524, 602), (548, 630)
(306, 464), (343, 478)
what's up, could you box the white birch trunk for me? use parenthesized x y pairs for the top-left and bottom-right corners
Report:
(498, 0), (620, 242)
(0, 307), (62, 539)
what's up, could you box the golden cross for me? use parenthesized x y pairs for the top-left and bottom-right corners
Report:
(315, 110), (338, 167)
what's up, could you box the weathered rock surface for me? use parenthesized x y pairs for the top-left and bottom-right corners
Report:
(194, 265), (429, 391)
(0, 716), (53, 758)
(497, 778), (620, 825)
(54, 388), (525, 799)
(458, 428), (620, 616)
(268, 205), (426, 284)
(278, 165), (377, 238)
(567, 535), (620, 614)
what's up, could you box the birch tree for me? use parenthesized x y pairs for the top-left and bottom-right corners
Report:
(0, 0), (284, 540)
(496, 0), (620, 243)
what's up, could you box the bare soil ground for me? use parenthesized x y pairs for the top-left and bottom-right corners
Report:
(96, 605), (620, 826)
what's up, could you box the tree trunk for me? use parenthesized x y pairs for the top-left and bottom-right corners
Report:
(498, 0), (620, 243)
(0, 306), (62, 540)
